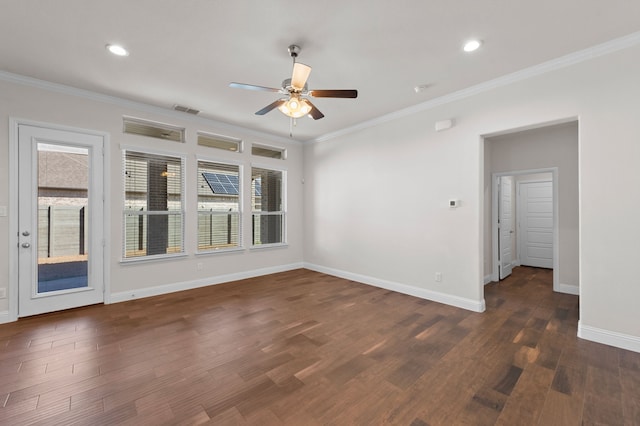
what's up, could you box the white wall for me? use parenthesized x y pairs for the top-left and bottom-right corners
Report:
(485, 123), (579, 289)
(0, 77), (304, 318)
(304, 42), (640, 350)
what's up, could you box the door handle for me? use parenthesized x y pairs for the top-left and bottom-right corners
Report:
(21, 242), (31, 248)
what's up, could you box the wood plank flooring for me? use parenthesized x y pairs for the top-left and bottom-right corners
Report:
(1, 266), (639, 425)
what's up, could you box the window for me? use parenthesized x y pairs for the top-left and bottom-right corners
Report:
(198, 132), (241, 152)
(123, 150), (184, 259)
(251, 167), (285, 246)
(252, 144), (285, 159)
(123, 116), (185, 143)
(197, 161), (242, 252)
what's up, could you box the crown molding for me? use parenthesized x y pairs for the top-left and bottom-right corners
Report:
(309, 30), (640, 144)
(0, 70), (297, 145)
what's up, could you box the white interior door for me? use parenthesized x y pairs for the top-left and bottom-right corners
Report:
(18, 124), (105, 317)
(499, 177), (514, 279)
(518, 180), (553, 269)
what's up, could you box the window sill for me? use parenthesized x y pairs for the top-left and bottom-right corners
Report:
(249, 243), (289, 251)
(196, 247), (245, 256)
(120, 252), (188, 264)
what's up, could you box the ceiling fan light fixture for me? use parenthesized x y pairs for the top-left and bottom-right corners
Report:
(278, 96), (312, 118)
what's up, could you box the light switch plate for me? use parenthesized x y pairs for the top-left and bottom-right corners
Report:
(0, 206), (7, 217)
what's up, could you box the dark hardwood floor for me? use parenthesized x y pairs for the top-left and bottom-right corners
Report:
(1, 267), (638, 425)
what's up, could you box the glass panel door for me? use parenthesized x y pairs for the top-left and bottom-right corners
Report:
(18, 124), (104, 317)
(37, 143), (89, 293)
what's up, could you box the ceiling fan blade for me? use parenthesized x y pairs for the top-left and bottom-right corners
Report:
(255, 99), (286, 115)
(309, 89), (358, 98)
(303, 99), (324, 120)
(291, 63), (311, 90)
(229, 82), (281, 92)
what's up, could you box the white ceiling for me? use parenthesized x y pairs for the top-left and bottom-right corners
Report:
(1, 1), (639, 141)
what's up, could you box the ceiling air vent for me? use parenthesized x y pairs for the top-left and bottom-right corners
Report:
(123, 117), (185, 142)
(173, 104), (200, 115)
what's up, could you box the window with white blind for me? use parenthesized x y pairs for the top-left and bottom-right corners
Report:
(197, 160), (242, 252)
(251, 167), (285, 246)
(123, 150), (185, 259)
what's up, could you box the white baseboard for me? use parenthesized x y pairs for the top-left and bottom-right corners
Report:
(304, 263), (485, 313)
(111, 262), (304, 304)
(0, 311), (10, 325)
(558, 283), (579, 295)
(578, 321), (640, 353)
(484, 275), (493, 285)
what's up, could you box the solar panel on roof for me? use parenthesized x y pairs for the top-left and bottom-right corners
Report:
(202, 172), (239, 195)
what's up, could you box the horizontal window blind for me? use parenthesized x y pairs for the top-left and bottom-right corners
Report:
(123, 150), (184, 259)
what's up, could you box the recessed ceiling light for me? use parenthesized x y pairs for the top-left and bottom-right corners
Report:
(463, 39), (482, 53)
(106, 44), (129, 56)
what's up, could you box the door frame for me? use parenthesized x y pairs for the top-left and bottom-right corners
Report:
(8, 118), (111, 322)
(497, 176), (514, 280)
(491, 167), (559, 291)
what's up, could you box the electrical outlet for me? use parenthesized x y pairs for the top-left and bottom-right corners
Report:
(0, 288), (8, 298)
(435, 272), (442, 282)
(197, 262), (203, 271)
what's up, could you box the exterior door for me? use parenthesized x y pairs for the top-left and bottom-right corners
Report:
(18, 124), (105, 317)
(518, 180), (553, 269)
(499, 177), (514, 279)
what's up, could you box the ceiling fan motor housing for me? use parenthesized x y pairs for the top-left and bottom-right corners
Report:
(288, 45), (301, 58)
(282, 78), (308, 93)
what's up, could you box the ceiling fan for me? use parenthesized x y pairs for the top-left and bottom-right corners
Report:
(229, 44), (358, 127)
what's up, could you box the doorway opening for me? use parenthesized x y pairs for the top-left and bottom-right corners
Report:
(482, 119), (579, 299)
(492, 169), (557, 288)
